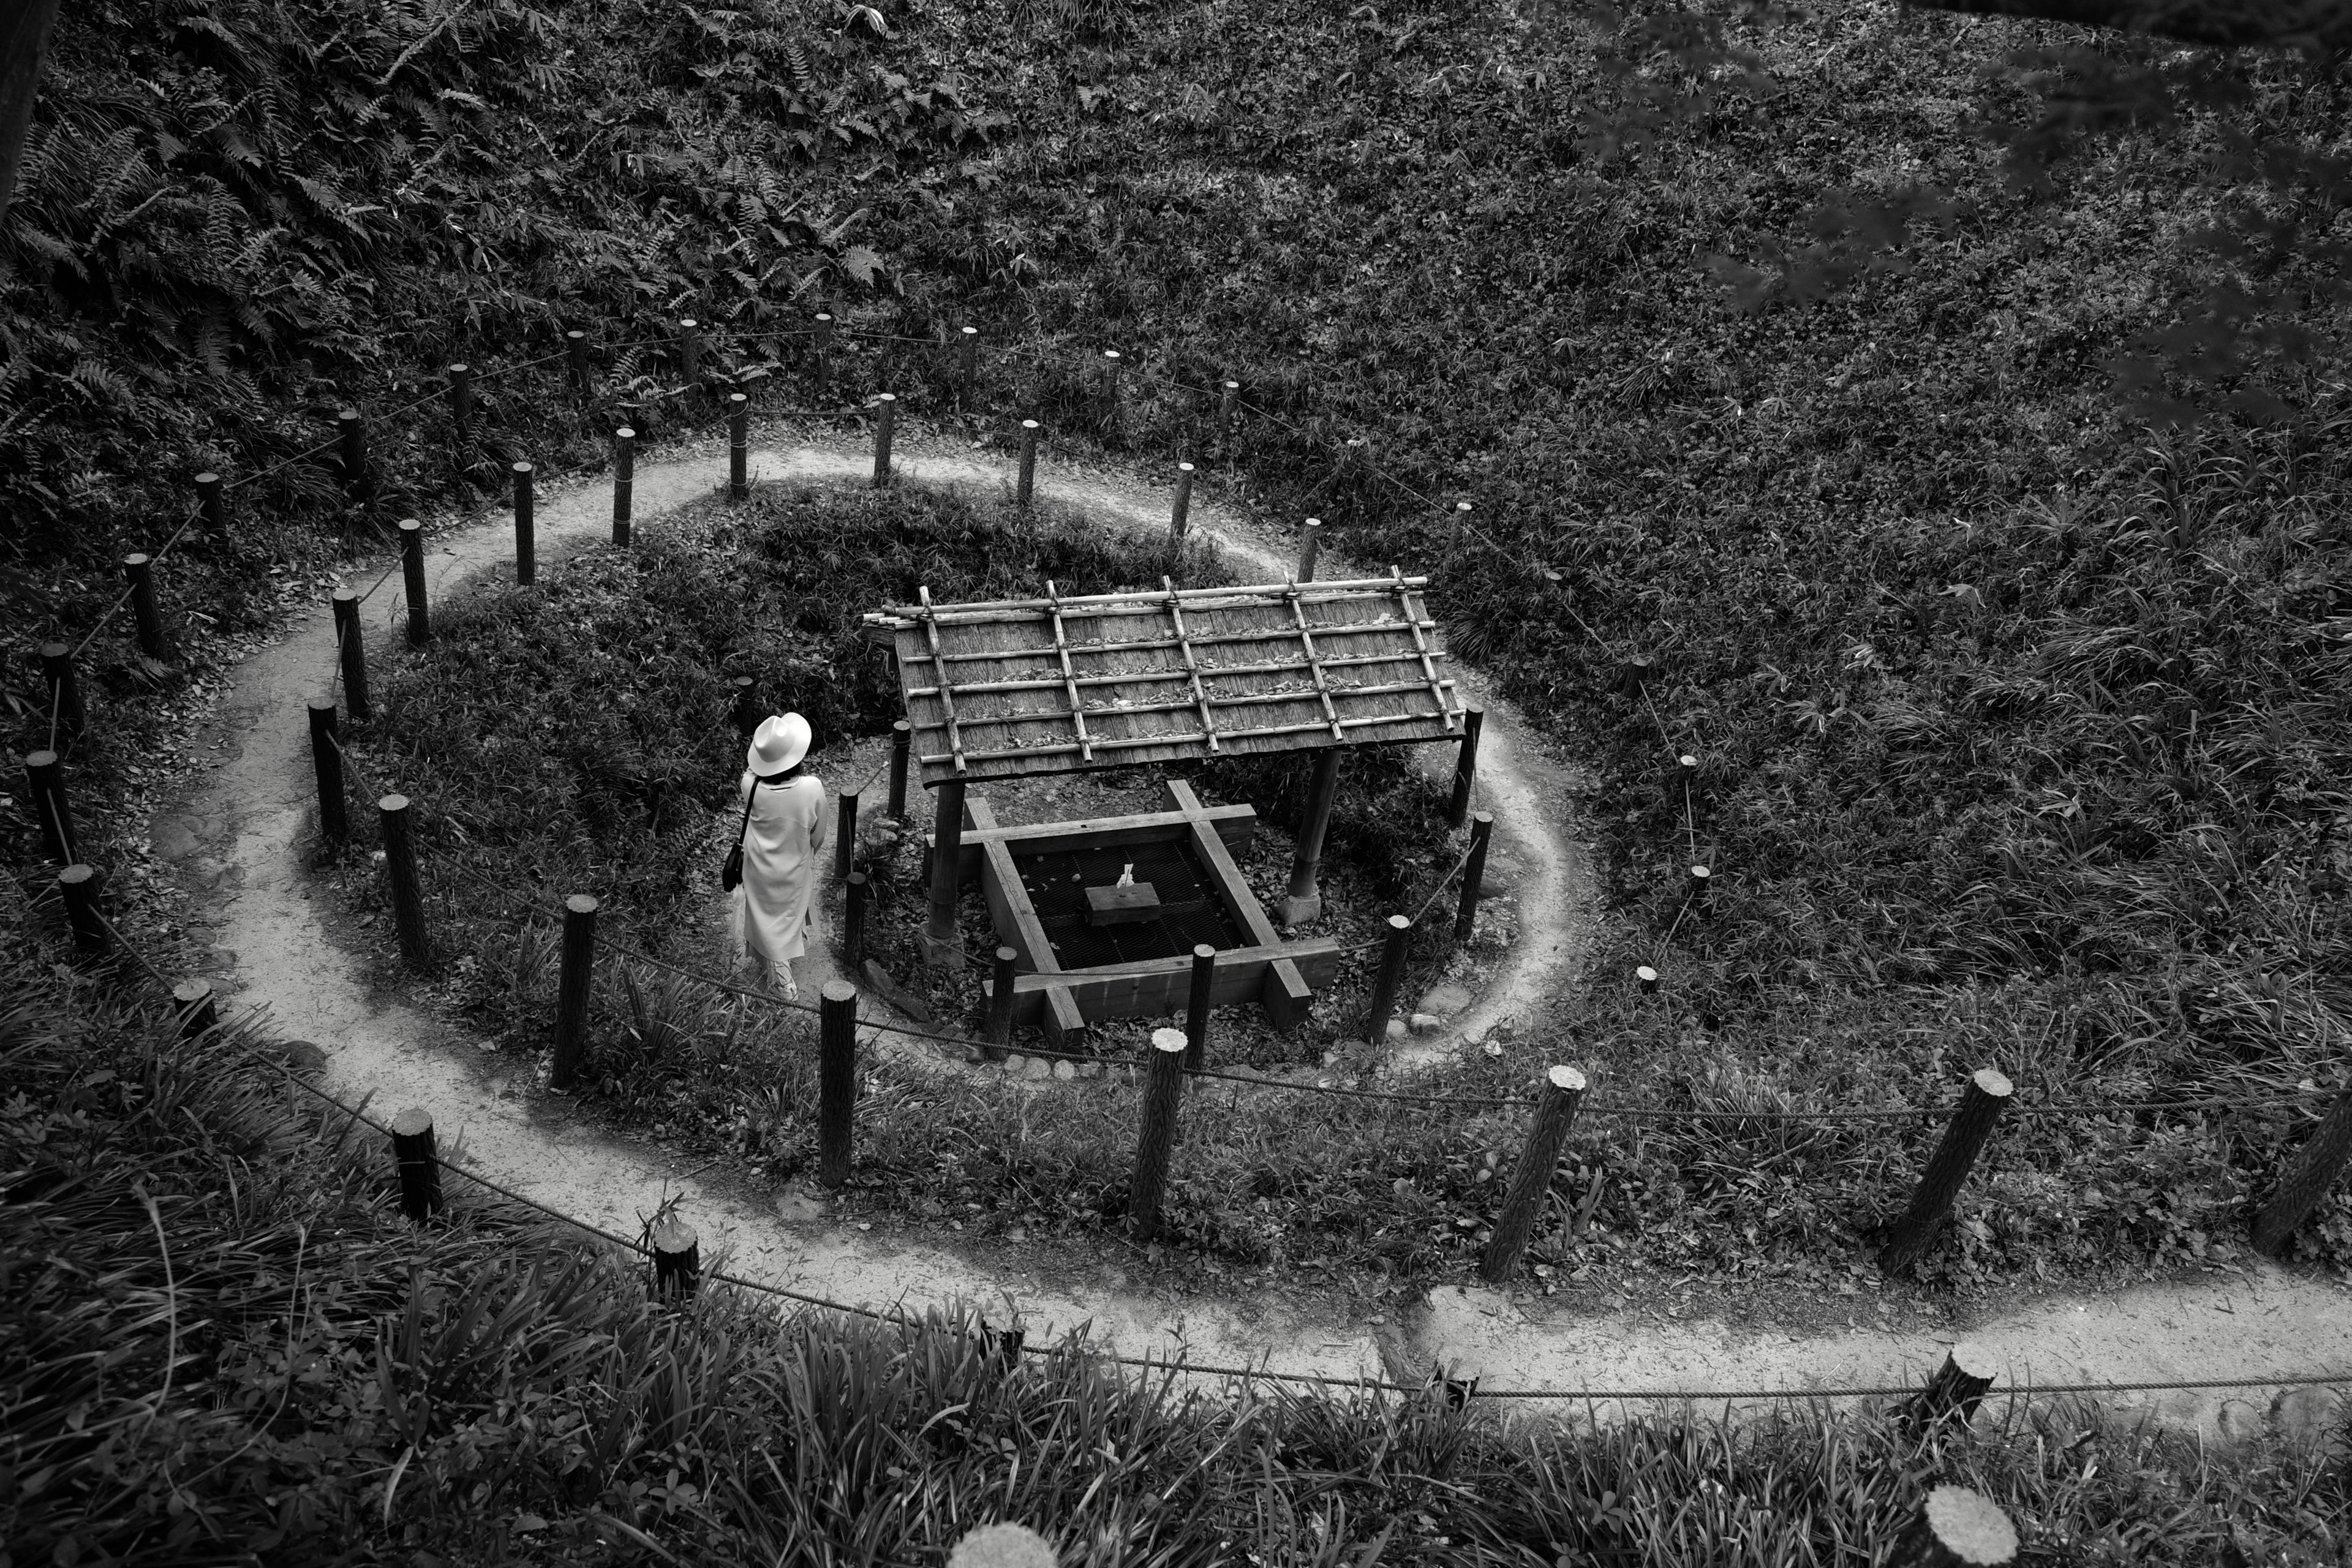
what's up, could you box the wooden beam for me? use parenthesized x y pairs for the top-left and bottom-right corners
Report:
(1169, 779), (1317, 1030)
(930, 800), (1255, 881)
(1007, 940), (1343, 1025)
(969, 795), (1085, 1043)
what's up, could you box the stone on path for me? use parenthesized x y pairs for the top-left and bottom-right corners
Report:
(1418, 981), (1475, 1018)
(1408, 1012), (1444, 1035)
(1052, 1059), (1075, 1080)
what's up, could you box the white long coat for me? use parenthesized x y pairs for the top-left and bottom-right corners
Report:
(729, 771), (826, 968)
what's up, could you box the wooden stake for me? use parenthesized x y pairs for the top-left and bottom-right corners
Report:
(1454, 812), (1494, 943)
(613, 426), (636, 545)
(1637, 964), (1659, 994)
(336, 406), (368, 499)
(1362, 914), (1412, 1044)
(844, 872), (869, 970)
(447, 363), (473, 479)
(390, 1107), (445, 1223)
(1687, 863), (1712, 907)
(1218, 379), (1240, 431)
(1447, 705), (1484, 829)
(1905, 1343), (1999, 1439)
(58, 864), (107, 956)
(888, 720), (912, 821)
(194, 471), (227, 538)
(172, 978), (218, 1039)
(1182, 944), (1215, 1072)
(654, 1216), (700, 1300)
(331, 589), (370, 722)
(550, 894), (599, 1091)
(512, 461), (535, 585)
(307, 698), (347, 843)
(2252, 1085), (2352, 1256)
(1297, 518), (1322, 583)
(1618, 654), (1655, 701)
(986, 945), (1017, 1058)
(834, 787), (859, 881)
(812, 312), (834, 391)
(1888, 1485), (2017, 1567)
(1479, 1065), (1587, 1284)
(1016, 420), (1039, 507)
(1277, 747), (1342, 925)
(398, 519), (430, 644)
(728, 393), (750, 499)
(958, 325), (980, 410)
(923, 779), (967, 968)
(24, 748), (77, 864)
(873, 393), (897, 487)
(1100, 349), (1122, 432)
(1130, 1027), (1189, 1242)
(39, 643), (85, 744)
(567, 328), (590, 395)
(378, 794), (432, 970)
(123, 553), (171, 661)
(1171, 463), (1196, 540)
(819, 979), (858, 1187)
(1877, 1068), (2013, 1275)
(678, 316), (701, 390)
(729, 674), (761, 739)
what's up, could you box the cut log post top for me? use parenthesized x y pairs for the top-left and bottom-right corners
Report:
(1903, 1485), (2019, 1567)
(947, 1523), (1057, 1568)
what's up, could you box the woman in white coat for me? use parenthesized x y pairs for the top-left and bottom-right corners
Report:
(730, 712), (827, 999)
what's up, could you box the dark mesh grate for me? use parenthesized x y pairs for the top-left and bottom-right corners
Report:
(1016, 835), (1247, 970)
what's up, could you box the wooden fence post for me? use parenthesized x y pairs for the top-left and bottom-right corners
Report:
(1454, 812), (1494, 944)
(819, 979), (858, 1188)
(336, 406), (369, 499)
(872, 393), (897, 487)
(331, 589), (370, 722)
(172, 977), (218, 1039)
(307, 698), (347, 843)
(986, 944), (1017, 1060)
(567, 328), (591, 395)
(834, 787), (860, 881)
(922, 778), (967, 968)
(1170, 462), (1195, 540)
(843, 872), (869, 970)
(549, 894), (600, 1091)
(1016, 419), (1039, 507)
(390, 1107), (445, 1223)
(729, 674), (761, 739)
(888, 720), (912, 821)
(447, 363), (473, 480)
(1182, 944), (1215, 1072)
(2252, 1085), (2352, 1257)
(654, 1216), (700, 1300)
(1637, 963), (1659, 995)
(58, 864), (107, 956)
(1687, 863), (1713, 907)
(398, 519), (430, 644)
(1277, 746), (1343, 926)
(24, 748), (77, 864)
(1447, 706), (1484, 830)
(1904, 1342), (1999, 1439)
(39, 642), (85, 744)
(1877, 1068), (2013, 1275)
(1889, 1486), (2016, 1567)
(1297, 518), (1322, 582)
(728, 392), (750, 499)
(1362, 914), (1412, 1044)
(613, 426), (636, 545)
(1099, 349), (1122, 434)
(678, 316), (701, 390)
(1480, 1065), (1587, 1284)
(122, 553), (172, 661)
(812, 312), (834, 391)
(957, 325), (980, 409)
(1218, 379), (1240, 431)
(378, 794), (432, 970)
(194, 471), (227, 538)
(512, 461), (535, 586)
(1130, 1028), (1189, 1242)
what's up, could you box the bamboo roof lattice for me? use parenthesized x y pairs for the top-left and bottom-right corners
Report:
(865, 572), (1466, 786)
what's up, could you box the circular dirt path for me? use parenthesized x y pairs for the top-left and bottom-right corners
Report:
(155, 413), (2352, 1441)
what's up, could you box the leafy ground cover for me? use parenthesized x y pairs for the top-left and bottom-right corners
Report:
(4, 937), (2346, 1567)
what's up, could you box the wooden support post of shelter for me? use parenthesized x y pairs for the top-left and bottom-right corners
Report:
(888, 720), (913, 820)
(1447, 705), (1483, 829)
(1278, 747), (1343, 927)
(1455, 811), (1494, 943)
(922, 778), (968, 968)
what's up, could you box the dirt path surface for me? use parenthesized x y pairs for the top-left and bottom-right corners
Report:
(156, 415), (2351, 1441)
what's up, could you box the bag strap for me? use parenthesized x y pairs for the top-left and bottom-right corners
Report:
(734, 777), (760, 846)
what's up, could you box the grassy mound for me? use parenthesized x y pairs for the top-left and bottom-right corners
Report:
(4, 940), (2345, 1566)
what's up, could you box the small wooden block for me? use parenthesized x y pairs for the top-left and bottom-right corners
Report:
(1085, 882), (1161, 925)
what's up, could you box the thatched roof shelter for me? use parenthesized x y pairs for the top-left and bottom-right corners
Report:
(864, 571), (1464, 788)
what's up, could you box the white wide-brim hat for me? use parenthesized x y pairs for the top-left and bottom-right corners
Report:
(747, 712), (811, 776)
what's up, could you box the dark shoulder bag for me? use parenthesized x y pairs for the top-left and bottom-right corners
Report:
(722, 779), (759, 891)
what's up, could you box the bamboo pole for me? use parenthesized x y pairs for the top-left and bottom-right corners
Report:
(871, 574), (1431, 623)
(1454, 812), (1494, 943)
(513, 461), (535, 585)
(1479, 1065), (1587, 1284)
(123, 553), (172, 661)
(331, 589), (369, 722)
(1129, 1028), (1189, 1242)
(307, 698), (347, 843)
(24, 748), (77, 864)
(549, 894), (599, 1091)
(399, 519), (430, 644)
(39, 642), (85, 744)
(903, 646), (1433, 701)
(1446, 705), (1483, 829)
(58, 864), (107, 956)
(2252, 1085), (2352, 1256)
(378, 794), (432, 970)
(613, 426), (636, 545)
(1362, 914), (1412, 1043)
(819, 979), (858, 1186)
(390, 1108), (445, 1223)
(1877, 1068), (2013, 1274)
(1182, 944), (1215, 1072)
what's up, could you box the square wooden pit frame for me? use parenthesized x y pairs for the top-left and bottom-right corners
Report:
(935, 779), (1347, 1045)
